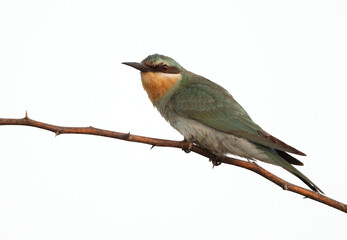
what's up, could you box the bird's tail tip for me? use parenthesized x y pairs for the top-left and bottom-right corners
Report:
(294, 173), (324, 194)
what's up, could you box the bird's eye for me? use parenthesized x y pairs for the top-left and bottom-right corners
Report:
(161, 64), (168, 71)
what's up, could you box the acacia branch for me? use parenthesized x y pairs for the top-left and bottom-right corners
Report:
(1, 113), (346, 214)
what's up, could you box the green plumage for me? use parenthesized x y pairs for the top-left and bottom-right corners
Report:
(123, 54), (323, 193)
(172, 71), (306, 155)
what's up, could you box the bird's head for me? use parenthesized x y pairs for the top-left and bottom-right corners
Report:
(123, 54), (184, 104)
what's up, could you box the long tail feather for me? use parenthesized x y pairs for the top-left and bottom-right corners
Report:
(256, 145), (323, 193)
(276, 150), (303, 166)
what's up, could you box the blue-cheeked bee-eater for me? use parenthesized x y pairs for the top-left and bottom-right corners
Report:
(123, 54), (322, 193)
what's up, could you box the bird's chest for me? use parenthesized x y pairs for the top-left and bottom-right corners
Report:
(141, 72), (181, 104)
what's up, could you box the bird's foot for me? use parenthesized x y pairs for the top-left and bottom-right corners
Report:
(246, 158), (258, 166)
(181, 139), (193, 153)
(209, 158), (222, 168)
(251, 161), (258, 166)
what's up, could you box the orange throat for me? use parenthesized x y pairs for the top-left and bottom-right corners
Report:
(141, 72), (181, 104)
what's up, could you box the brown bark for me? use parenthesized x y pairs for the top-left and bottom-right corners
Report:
(1, 113), (346, 213)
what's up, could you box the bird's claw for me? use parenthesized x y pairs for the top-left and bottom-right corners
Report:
(246, 158), (258, 166)
(210, 158), (222, 168)
(182, 140), (193, 153)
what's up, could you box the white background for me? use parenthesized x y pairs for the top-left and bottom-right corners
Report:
(1, 0), (347, 239)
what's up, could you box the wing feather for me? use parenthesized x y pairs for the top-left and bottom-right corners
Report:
(172, 82), (306, 156)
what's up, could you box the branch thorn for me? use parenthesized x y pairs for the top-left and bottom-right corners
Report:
(282, 184), (289, 191)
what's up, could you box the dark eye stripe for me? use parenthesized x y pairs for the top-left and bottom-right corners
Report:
(143, 61), (181, 74)
(150, 65), (180, 74)
(164, 66), (180, 74)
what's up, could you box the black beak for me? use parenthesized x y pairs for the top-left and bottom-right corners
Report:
(122, 62), (152, 72)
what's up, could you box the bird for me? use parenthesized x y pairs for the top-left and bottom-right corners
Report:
(122, 54), (322, 193)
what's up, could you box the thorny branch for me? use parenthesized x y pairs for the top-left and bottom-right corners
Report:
(0, 113), (346, 214)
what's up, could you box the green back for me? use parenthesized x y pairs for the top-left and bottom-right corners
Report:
(171, 71), (305, 156)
